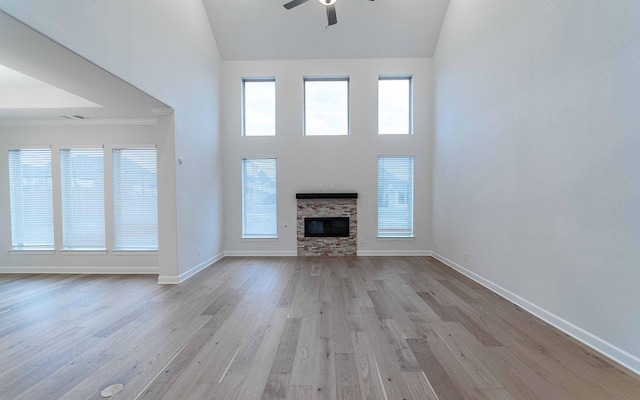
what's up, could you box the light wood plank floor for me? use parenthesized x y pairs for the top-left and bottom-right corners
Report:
(1, 256), (639, 399)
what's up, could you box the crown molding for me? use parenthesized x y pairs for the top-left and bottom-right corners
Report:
(0, 118), (158, 127)
(151, 107), (174, 115)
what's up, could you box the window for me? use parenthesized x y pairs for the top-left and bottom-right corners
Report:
(304, 77), (349, 136)
(60, 148), (105, 249)
(242, 158), (277, 238)
(243, 78), (276, 136)
(113, 148), (158, 250)
(378, 76), (412, 135)
(8, 148), (54, 249)
(378, 156), (414, 237)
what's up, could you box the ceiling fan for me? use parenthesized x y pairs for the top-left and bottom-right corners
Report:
(283, 0), (374, 27)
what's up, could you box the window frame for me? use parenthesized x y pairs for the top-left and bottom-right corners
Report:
(60, 147), (106, 250)
(112, 146), (159, 251)
(377, 156), (415, 238)
(7, 147), (55, 250)
(303, 76), (350, 136)
(242, 77), (276, 137)
(241, 157), (278, 239)
(377, 75), (413, 135)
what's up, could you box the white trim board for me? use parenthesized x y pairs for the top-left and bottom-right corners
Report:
(430, 251), (640, 376)
(223, 251), (297, 257)
(0, 266), (157, 275)
(357, 250), (432, 257)
(157, 252), (224, 284)
(224, 251), (432, 257)
(0, 118), (158, 127)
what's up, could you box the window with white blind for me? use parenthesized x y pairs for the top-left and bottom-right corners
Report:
(304, 77), (349, 136)
(113, 147), (158, 250)
(8, 148), (54, 249)
(242, 158), (277, 238)
(378, 76), (412, 135)
(243, 78), (276, 136)
(378, 156), (414, 237)
(60, 148), (105, 249)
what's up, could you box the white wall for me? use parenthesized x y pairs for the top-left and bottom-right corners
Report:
(433, 0), (640, 371)
(0, 122), (162, 273)
(222, 58), (433, 256)
(0, 0), (225, 282)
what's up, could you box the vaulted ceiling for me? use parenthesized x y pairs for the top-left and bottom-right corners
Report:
(0, 1), (450, 121)
(203, 0), (450, 60)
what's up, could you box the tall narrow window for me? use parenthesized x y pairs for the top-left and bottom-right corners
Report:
(378, 156), (414, 237)
(60, 148), (105, 249)
(8, 148), (54, 249)
(378, 76), (412, 135)
(304, 77), (349, 136)
(113, 148), (158, 250)
(242, 158), (277, 238)
(243, 78), (276, 136)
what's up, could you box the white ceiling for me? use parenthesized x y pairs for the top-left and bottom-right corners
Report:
(0, 11), (168, 121)
(203, 0), (451, 60)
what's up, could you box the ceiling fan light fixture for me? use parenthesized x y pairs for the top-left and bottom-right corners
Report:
(319, 0), (337, 5)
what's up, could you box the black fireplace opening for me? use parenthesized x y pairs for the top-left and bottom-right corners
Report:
(304, 217), (350, 237)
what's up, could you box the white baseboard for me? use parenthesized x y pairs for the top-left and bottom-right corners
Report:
(0, 266), (158, 274)
(430, 251), (640, 376)
(157, 252), (224, 284)
(357, 250), (433, 257)
(223, 250), (297, 257)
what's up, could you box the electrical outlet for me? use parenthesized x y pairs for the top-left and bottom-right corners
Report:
(197, 249), (201, 257)
(464, 253), (469, 262)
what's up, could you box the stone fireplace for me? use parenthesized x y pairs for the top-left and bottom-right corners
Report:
(296, 193), (357, 256)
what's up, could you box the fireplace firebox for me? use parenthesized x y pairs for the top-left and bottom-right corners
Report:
(304, 217), (349, 237)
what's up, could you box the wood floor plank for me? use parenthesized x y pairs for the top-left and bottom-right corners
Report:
(350, 331), (387, 400)
(407, 337), (466, 400)
(360, 306), (416, 400)
(290, 305), (320, 386)
(401, 371), (439, 400)
(313, 337), (337, 400)
(270, 318), (303, 374)
(277, 263), (301, 308)
(334, 353), (363, 400)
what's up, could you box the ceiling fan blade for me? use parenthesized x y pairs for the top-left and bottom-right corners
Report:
(284, 0), (310, 10)
(326, 4), (337, 26)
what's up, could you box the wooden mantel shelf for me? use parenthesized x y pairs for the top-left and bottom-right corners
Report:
(295, 193), (358, 199)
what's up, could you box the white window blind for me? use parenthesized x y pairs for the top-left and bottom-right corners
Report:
(242, 158), (277, 238)
(378, 77), (412, 135)
(243, 79), (276, 136)
(304, 78), (349, 136)
(113, 148), (158, 250)
(60, 148), (105, 249)
(378, 156), (414, 237)
(8, 148), (54, 248)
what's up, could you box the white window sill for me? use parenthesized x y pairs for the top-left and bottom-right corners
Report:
(112, 249), (158, 255)
(376, 235), (415, 240)
(61, 249), (107, 256)
(241, 237), (278, 241)
(9, 248), (56, 255)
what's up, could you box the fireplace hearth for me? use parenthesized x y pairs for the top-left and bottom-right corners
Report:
(296, 193), (357, 256)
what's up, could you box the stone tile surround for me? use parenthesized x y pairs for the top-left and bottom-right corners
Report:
(296, 194), (357, 256)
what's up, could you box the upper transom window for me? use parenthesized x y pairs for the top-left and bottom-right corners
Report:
(304, 77), (349, 136)
(243, 78), (276, 136)
(378, 76), (412, 135)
